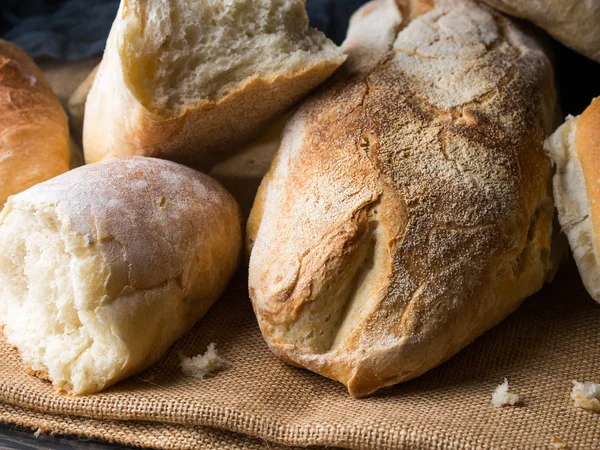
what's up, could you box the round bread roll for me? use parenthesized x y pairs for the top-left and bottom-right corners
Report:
(83, 0), (345, 168)
(480, 0), (600, 62)
(0, 157), (242, 395)
(0, 40), (70, 208)
(248, 0), (560, 397)
(545, 98), (600, 301)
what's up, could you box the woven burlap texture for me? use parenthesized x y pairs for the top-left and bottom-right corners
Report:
(1, 263), (600, 449)
(0, 402), (302, 450)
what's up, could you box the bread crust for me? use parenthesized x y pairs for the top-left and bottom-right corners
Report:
(0, 157), (242, 394)
(481, 0), (600, 62)
(545, 99), (600, 301)
(248, 0), (558, 397)
(83, 1), (345, 169)
(0, 40), (70, 207)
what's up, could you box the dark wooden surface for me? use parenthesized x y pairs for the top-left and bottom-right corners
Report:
(0, 424), (134, 450)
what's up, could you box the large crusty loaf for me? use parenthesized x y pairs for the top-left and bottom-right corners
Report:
(545, 98), (600, 302)
(0, 157), (242, 395)
(83, 0), (346, 168)
(0, 40), (70, 208)
(247, 0), (560, 397)
(479, 0), (600, 62)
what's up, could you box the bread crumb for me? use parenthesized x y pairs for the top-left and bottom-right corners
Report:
(491, 378), (520, 407)
(571, 380), (600, 412)
(33, 428), (42, 438)
(551, 434), (568, 449)
(180, 343), (227, 379)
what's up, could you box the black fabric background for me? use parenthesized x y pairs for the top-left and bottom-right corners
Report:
(0, 0), (368, 60)
(0, 0), (598, 116)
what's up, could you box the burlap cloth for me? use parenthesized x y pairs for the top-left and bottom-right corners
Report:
(1, 61), (599, 450)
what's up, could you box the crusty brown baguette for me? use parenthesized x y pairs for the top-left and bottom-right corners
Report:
(480, 0), (600, 63)
(247, 0), (560, 397)
(0, 40), (70, 208)
(83, 0), (345, 169)
(545, 98), (600, 302)
(0, 156), (242, 394)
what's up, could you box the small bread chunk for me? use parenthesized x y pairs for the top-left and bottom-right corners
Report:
(181, 343), (228, 380)
(571, 380), (600, 412)
(492, 379), (520, 407)
(551, 434), (568, 449)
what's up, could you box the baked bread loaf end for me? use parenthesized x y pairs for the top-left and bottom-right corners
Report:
(480, 0), (600, 62)
(545, 98), (600, 301)
(83, 0), (346, 168)
(0, 157), (242, 394)
(248, 0), (559, 397)
(0, 40), (70, 208)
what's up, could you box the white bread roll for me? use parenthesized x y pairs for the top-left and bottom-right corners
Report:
(0, 157), (242, 395)
(83, 0), (346, 168)
(545, 98), (600, 301)
(479, 0), (600, 62)
(0, 40), (70, 208)
(248, 0), (559, 397)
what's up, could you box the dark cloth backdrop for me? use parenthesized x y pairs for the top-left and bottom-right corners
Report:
(0, 0), (368, 60)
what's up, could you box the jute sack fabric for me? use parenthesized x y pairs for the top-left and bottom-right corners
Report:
(1, 61), (600, 450)
(0, 402), (302, 450)
(1, 263), (600, 449)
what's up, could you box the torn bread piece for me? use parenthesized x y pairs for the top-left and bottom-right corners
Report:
(492, 379), (520, 407)
(571, 381), (600, 412)
(545, 98), (600, 302)
(0, 157), (242, 395)
(83, 0), (346, 168)
(181, 343), (228, 380)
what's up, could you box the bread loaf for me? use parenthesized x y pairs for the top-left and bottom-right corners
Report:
(83, 0), (346, 168)
(248, 0), (559, 397)
(0, 157), (242, 395)
(545, 98), (600, 302)
(0, 40), (70, 208)
(480, 0), (600, 62)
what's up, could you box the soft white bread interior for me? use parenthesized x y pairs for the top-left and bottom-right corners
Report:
(248, 0), (559, 397)
(545, 98), (600, 301)
(0, 40), (70, 208)
(83, 0), (345, 168)
(480, 0), (600, 63)
(0, 157), (242, 394)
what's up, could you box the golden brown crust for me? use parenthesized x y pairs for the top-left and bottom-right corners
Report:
(0, 40), (70, 207)
(576, 98), (600, 251)
(248, 0), (558, 397)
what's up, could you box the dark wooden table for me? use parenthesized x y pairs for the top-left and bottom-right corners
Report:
(0, 424), (133, 450)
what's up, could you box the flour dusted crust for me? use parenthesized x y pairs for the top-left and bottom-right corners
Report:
(248, 0), (558, 397)
(545, 99), (600, 301)
(0, 40), (69, 207)
(480, 0), (600, 63)
(0, 157), (242, 394)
